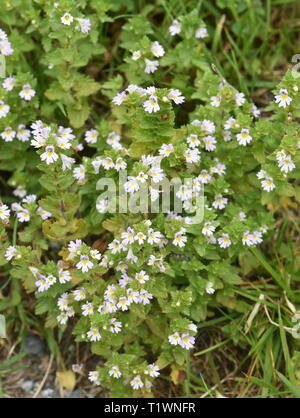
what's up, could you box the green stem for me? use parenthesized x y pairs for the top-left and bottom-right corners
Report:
(12, 217), (18, 247)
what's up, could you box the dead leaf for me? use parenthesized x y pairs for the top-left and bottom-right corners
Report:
(56, 370), (76, 390)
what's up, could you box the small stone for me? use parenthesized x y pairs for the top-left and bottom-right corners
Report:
(42, 388), (58, 398)
(24, 333), (47, 356)
(20, 380), (34, 394)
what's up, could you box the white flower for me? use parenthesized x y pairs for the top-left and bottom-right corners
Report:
(87, 328), (101, 342)
(151, 41), (165, 57)
(218, 233), (231, 248)
(224, 117), (236, 130)
(127, 288), (140, 305)
(73, 287), (86, 301)
(90, 249), (101, 260)
(17, 210), (30, 222)
(96, 199), (109, 213)
(76, 255), (93, 272)
(36, 275), (53, 292)
(110, 318), (122, 333)
(58, 126), (75, 141)
(31, 136), (46, 148)
(57, 312), (68, 325)
(203, 135), (217, 151)
(59, 269), (72, 284)
(61, 154), (75, 171)
(176, 185), (192, 201)
(144, 59), (159, 74)
(236, 128), (252, 146)
(139, 289), (153, 305)
(198, 170), (212, 184)
(37, 207), (52, 220)
(85, 129), (98, 144)
(169, 19), (181, 36)
(147, 228), (162, 245)
(278, 155), (295, 173)
(212, 163), (226, 176)
(121, 227), (135, 245)
(61, 13), (74, 25)
(109, 366), (122, 379)
(0, 100), (10, 118)
(159, 143), (174, 157)
(112, 91), (126, 106)
(13, 185), (26, 198)
(135, 232), (146, 244)
(206, 282), (215, 294)
(56, 136), (71, 150)
(252, 105), (261, 118)
(19, 84), (36, 101)
(168, 89), (184, 104)
(242, 231), (254, 246)
(88, 371), (100, 385)
(117, 297), (129, 311)
(187, 134), (200, 148)
(130, 375), (143, 390)
(2, 76), (15, 91)
(179, 334), (195, 349)
(40, 145), (59, 165)
(0, 39), (13, 56)
(238, 211), (247, 221)
(235, 92), (246, 106)
(132, 50), (141, 60)
(173, 232), (187, 248)
(106, 131), (120, 148)
(5, 246), (17, 261)
(257, 170), (266, 179)
(210, 95), (222, 107)
(252, 230), (263, 244)
(76, 17), (91, 33)
(115, 157), (127, 171)
(136, 171), (148, 183)
(82, 302), (94, 316)
(143, 95), (160, 113)
(275, 88), (292, 108)
(104, 284), (116, 301)
(72, 364), (83, 373)
(57, 293), (70, 311)
(195, 27), (208, 39)
(1, 127), (15, 142)
(135, 270), (150, 284)
(22, 194), (36, 204)
(276, 150), (286, 162)
(145, 364), (160, 378)
(185, 148), (200, 164)
(212, 195), (228, 210)
(223, 131), (231, 142)
(201, 119), (216, 133)
(17, 125), (30, 142)
(124, 176), (140, 194)
(168, 332), (181, 345)
(68, 239), (82, 257)
(102, 157), (115, 170)
(73, 165), (86, 181)
(108, 239), (123, 254)
(0, 204), (10, 222)
(149, 166), (165, 183)
(202, 222), (215, 237)
(261, 177), (275, 192)
(141, 154), (155, 166)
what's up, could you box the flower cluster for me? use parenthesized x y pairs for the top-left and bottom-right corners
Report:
(61, 13), (91, 33)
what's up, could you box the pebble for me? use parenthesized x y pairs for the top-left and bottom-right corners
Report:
(24, 333), (47, 356)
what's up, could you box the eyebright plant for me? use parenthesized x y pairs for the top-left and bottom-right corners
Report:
(1, 1), (300, 398)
